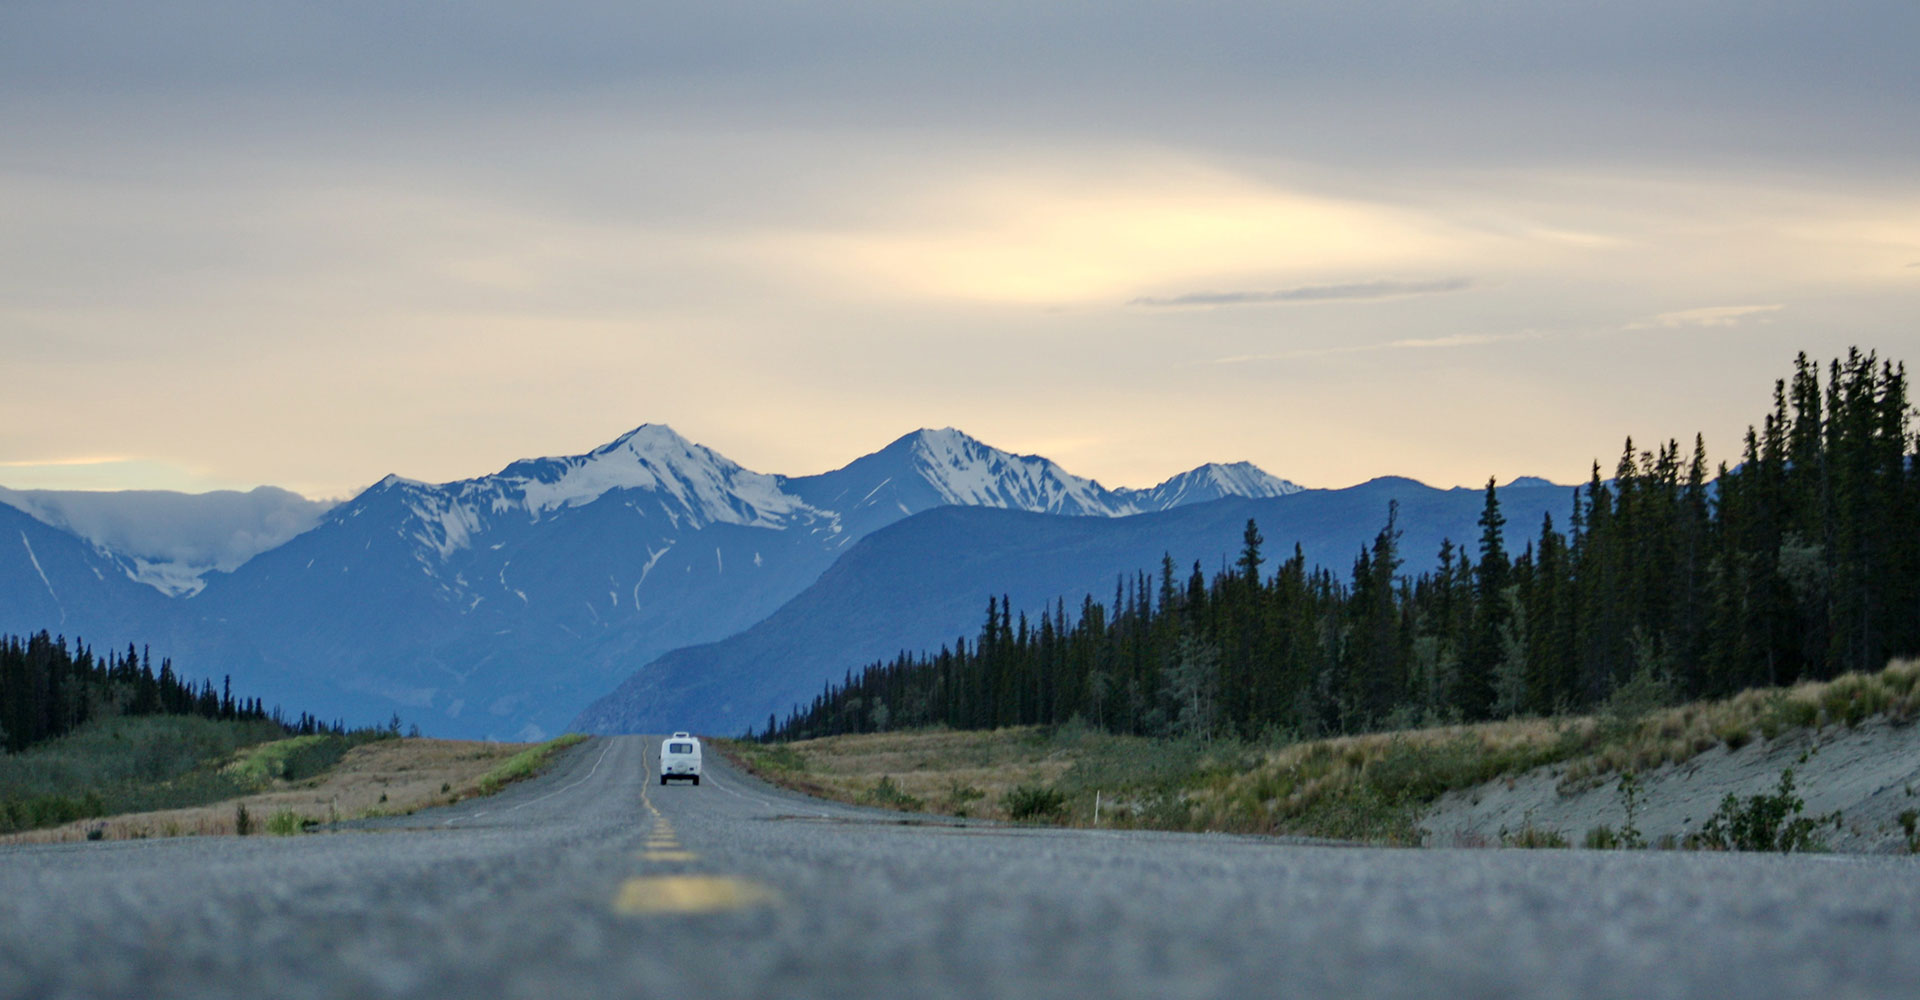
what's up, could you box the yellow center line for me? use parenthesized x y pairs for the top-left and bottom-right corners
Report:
(640, 850), (699, 862)
(614, 876), (778, 915)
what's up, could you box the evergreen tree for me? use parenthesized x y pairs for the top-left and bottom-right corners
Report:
(1455, 478), (1509, 720)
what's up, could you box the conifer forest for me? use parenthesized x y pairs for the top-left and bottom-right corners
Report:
(0, 632), (333, 754)
(767, 350), (1920, 741)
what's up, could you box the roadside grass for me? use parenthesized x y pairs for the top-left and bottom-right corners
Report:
(1558, 658), (1920, 788)
(470, 734), (589, 797)
(726, 659), (1920, 845)
(1, 733), (550, 844)
(718, 728), (1080, 820)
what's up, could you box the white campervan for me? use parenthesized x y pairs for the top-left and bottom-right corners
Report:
(660, 732), (702, 785)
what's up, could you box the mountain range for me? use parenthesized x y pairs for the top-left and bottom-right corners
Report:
(570, 477), (1576, 736)
(2, 425), (1359, 739)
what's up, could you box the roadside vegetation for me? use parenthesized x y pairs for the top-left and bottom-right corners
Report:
(0, 716), (399, 838)
(0, 629), (401, 837)
(0, 635), (596, 842)
(0, 715), (290, 833)
(727, 659), (1920, 848)
(471, 733), (590, 796)
(1, 730), (582, 843)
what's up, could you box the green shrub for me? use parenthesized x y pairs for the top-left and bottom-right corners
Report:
(1715, 722), (1753, 750)
(863, 776), (924, 811)
(1584, 825), (1619, 849)
(751, 744), (809, 773)
(1500, 822), (1569, 848)
(1757, 696), (1819, 741)
(265, 809), (304, 836)
(1819, 675), (1891, 728)
(0, 791), (106, 833)
(942, 781), (985, 816)
(234, 803), (252, 836)
(1688, 767), (1836, 853)
(1004, 783), (1068, 821)
(1615, 771), (1647, 849)
(228, 735), (353, 785)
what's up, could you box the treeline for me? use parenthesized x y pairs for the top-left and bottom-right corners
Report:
(1, 632), (342, 754)
(765, 350), (1920, 742)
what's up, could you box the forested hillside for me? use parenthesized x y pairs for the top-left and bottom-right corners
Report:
(768, 350), (1918, 741)
(1, 631), (333, 754)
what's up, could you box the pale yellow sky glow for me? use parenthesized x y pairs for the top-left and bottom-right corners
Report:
(758, 162), (1470, 305)
(3, 3), (1917, 501)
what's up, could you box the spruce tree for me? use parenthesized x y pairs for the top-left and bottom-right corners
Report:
(1455, 478), (1509, 720)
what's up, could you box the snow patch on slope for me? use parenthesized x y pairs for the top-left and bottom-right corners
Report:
(18, 531), (63, 622)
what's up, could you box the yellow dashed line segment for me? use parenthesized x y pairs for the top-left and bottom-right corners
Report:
(614, 876), (779, 915)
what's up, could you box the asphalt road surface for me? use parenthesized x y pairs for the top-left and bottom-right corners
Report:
(4, 735), (1920, 999)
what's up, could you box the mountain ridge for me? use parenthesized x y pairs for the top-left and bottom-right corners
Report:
(1, 424), (1344, 739)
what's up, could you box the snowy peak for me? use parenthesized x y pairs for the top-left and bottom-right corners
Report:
(506, 423), (809, 528)
(783, 427), (1306, 529)
(1123, 462), (1304, 511)
(345, 423), (827, 566)
(885, 428), (1124, 517)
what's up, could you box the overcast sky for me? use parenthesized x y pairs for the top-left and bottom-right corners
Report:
(4, 1), (1917, 498)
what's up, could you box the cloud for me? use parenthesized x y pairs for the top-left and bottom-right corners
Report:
(1627, 304), (1783, 330)
(1208, 329), (1541, 365)
(0, 455), (131, 468)
(0, 457), (253, 493)
(1132, 277), (1472, 308)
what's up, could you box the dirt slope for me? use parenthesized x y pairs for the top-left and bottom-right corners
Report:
(1422, 718), (1920, 852)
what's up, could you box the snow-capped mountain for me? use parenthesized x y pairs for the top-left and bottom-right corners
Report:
(1, 423), (1311, 740)
(1115, 462), (1303, 511)
(780, 428), (1134, 541)
(502, 424), (818, 528)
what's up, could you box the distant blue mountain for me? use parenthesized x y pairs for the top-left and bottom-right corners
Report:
(571, 477), (1576, 737)
(0, 502), (178, 650)
(0, 485), (333, 597)
(2, 426), (1315, 739)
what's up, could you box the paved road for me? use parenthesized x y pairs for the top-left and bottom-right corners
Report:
(4, 735), (1920, 999)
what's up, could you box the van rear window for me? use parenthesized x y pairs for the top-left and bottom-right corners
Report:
(668, 742), (694, 754)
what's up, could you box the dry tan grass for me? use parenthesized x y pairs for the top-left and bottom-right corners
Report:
(722, 728), (1076, 821)
(2, 737), (529, 844)
(1561, 658), (1920, 786)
